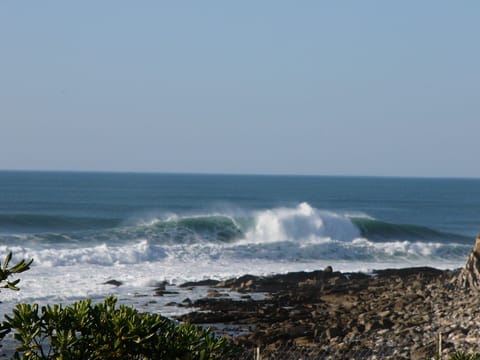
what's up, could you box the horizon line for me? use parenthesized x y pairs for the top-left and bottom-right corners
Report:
(0, 168), (478, 181)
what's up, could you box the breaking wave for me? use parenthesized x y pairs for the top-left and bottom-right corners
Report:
(0, 202), (472, 268)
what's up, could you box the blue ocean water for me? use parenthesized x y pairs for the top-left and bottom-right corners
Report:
(0, 171), (479, 307)
(1, 171), (479, 251)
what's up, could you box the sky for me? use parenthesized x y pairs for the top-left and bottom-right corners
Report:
(1, 1), (479, 177)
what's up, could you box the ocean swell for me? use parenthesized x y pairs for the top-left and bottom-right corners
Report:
(0, 202), (472, 268)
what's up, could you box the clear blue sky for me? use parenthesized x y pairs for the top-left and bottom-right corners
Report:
(1, 2), (479, 177)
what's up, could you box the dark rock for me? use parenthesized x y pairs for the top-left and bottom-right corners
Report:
(154, 289), (179, 296)
(374, 267), (443, 279)
(171, 263), (469, 356)
(364, 321), (382, 332)
(104, 279), (122, 287)
(133, 293), (148, 298)
(326, 326), (344, 339)
(151, 281), (168, 291)
(182, 298), (192, 305)
(380, 317), (394, 329)
(180, 279), (219, 287)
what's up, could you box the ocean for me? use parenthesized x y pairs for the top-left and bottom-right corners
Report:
(0, 171), (479, 315)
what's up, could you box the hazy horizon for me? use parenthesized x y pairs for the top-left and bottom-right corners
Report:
(2, 168), (480, 181)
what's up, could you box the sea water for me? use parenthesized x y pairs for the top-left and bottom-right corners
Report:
(0, 171), (479, 316)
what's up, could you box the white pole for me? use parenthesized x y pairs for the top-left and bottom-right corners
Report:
(255, 347), (261, 360)
(438, 332), (442, 359)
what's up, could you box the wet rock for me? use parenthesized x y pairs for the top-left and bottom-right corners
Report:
(182, 298), (192, 305)
(151, 281), (168, 291)
(180, 279), (219, 287)
(171, 254), (480, 357)
(104, 279), (122, 286)
(154, 289), (179, 296)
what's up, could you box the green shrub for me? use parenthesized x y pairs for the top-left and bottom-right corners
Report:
(451, 351), (480, 360)
(0, 252), (32, 292)
(0, 295), (235, 359)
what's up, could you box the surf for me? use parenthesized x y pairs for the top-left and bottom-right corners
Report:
(0, 202), (472, 269)
(0, 202), (470, 247)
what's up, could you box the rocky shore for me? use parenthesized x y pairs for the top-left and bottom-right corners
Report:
(167, 241), (480, 359)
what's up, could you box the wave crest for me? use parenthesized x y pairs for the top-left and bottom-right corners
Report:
(244, 202), (360, 243)
(0, 203), (472, 269)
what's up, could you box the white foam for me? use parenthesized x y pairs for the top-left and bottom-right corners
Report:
(0, 249), (465, 305)
(244, 202), (360, 244)
(0, 240), (168, 267)
(0, 202), (470, 323)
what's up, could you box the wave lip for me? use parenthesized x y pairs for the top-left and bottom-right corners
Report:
(244, 202), (361, 244)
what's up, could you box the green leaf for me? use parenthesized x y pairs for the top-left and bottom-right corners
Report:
(3, 252), (12, 270)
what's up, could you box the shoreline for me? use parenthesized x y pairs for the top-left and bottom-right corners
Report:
(1, 264), (477, 359)
(161, 265), (480, 359)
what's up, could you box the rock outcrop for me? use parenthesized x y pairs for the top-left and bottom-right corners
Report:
(457, 235), (480, 290)
(175, 267), (468, 358)
(165, 235), (480, 358)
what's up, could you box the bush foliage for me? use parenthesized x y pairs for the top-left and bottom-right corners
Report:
(0, 252), (32, 292)
(0, 253), (235, 359)
(451, 352), (480, 360)
(0, 296), (235, 359)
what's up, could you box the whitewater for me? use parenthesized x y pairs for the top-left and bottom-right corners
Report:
(0, 172), (478, 316)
